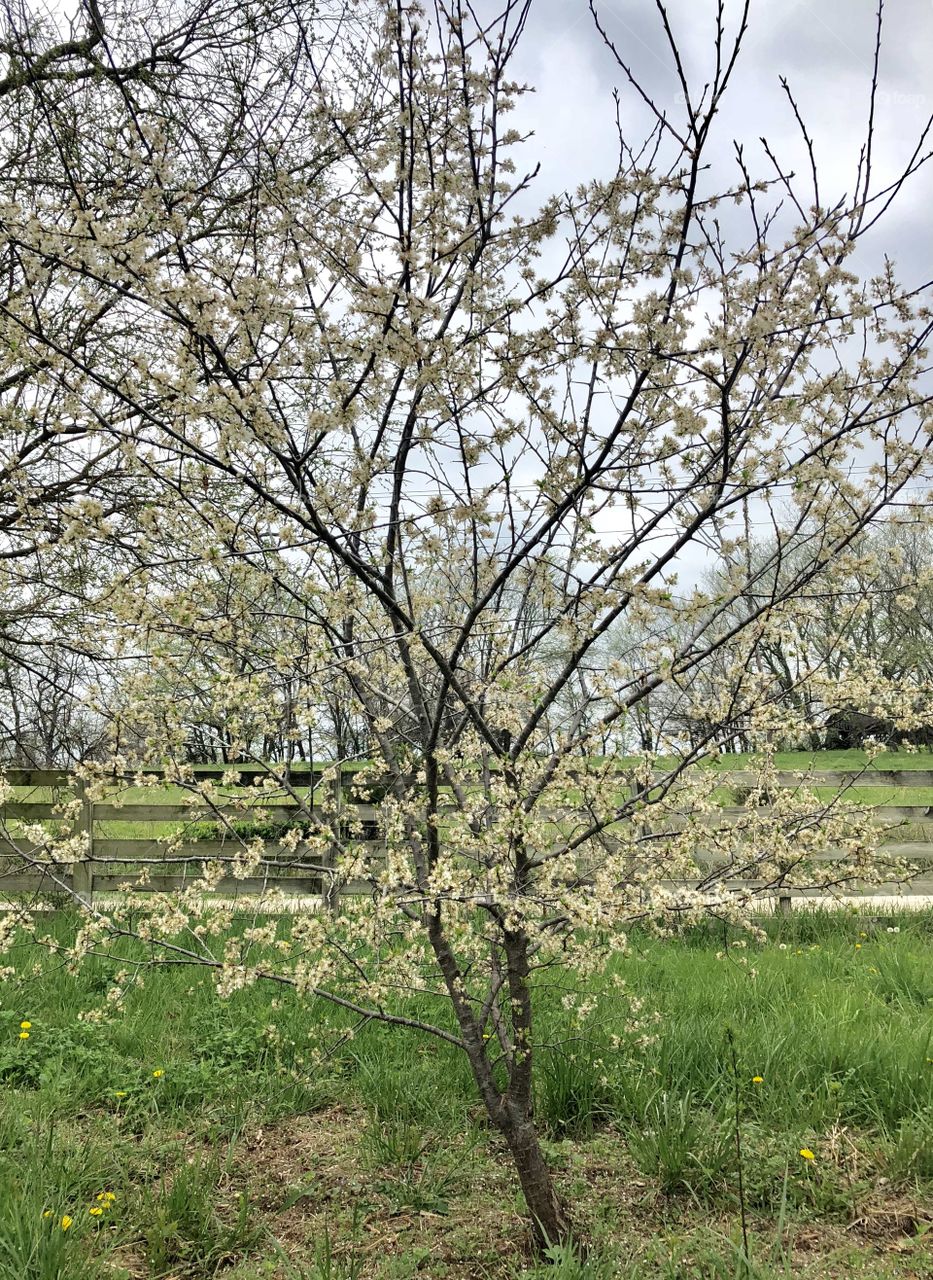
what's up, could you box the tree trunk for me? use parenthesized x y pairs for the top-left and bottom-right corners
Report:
(426, 915), (574, 1255)
(494, 1104), (573, 1253)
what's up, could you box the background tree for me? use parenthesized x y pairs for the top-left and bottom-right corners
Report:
(657, 517), (933, 755)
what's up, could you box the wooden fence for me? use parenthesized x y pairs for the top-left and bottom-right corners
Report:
(2, 763), (933, 909)
(0, 764), (361, 903)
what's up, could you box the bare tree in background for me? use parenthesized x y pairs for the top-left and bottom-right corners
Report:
(0, 0), (307, 759)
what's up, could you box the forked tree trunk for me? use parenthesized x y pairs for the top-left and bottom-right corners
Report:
(427, 914), (574, 1254)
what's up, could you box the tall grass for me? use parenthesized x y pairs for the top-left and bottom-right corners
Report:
(1, 909), (933, 1276)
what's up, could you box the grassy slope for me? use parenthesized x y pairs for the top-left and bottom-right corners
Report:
(2, 910), (933, 1278)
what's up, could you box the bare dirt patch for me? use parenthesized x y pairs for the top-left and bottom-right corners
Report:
(234, 1106), (530, 1278)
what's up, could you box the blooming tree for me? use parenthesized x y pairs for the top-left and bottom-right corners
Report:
(2, 0), (933, 1249)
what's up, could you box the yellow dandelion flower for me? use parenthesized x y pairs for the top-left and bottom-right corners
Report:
(114, 1091), (127, 1098)
(20, 1020), (31, 1030)
(799, 1148), (815, 1161)
(855, 943), (862, 950)
(751, 1076), (764, 1084)
(96, 1192), (116, 1203)
(61, 1215), (73, 1231)
(18, 1031), (29, 1040)
(42, 1210), (52, 1220)
(152, 1069), (164, 1079)
(89, 1207), (103, 1217)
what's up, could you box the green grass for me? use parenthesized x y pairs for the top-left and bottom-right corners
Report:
(808, 786), (933, 805)
(1, 911), (933, 1276)
(705, 749), (933, 772)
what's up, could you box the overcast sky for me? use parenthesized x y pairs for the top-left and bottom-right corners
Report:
(492, 1), (933, 582)
(508, 0), (933, 290)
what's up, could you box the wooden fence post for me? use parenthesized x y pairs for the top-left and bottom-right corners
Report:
(323, 765), (343, 912)
(71, 777), (94, 905)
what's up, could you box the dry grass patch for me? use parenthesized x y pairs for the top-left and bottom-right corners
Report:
(234, 1106), (528, 1278)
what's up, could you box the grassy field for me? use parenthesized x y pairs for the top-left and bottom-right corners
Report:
(2, 910), (933, 1278)
(704, 750), (933, 773)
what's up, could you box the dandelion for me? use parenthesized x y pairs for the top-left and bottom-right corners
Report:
(61, 1215), (73, 1231)
(89, 1207), (103, 1217)
(114, 1090), (127, 1098)
(152, 1069), (164, 1078)
(20, 1020), (31, 1030)
(18, 1030), (29, 1039)
(96, 1192), (116, 1203)
(854, 943), (862, 950)
(752, 1075), (764, 1084)
(799, 1148), (815, 1161)
(42, 1210), (52, 1219)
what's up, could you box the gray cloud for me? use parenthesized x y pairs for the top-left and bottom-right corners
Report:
(506, 0), (933, 287)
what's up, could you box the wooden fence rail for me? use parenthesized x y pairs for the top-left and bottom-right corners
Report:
(2, 764), (933, 909)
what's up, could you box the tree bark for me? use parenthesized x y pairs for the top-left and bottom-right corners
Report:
(426, 912), (575, 1254)
(493, 1102), (573, 1253)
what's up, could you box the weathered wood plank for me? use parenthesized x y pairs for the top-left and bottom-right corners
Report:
(90, 803), (299, 823)
(5, 800), (928, 826)
(0, 803), (62, 819)
(88, 802), (380, 823)
(91, 875), (326, 894)
(3, 872), (933, 900)
(717, 770), (933, 789)
(0, 873), (75, 893)
(1, 762), (378, 789)
(0, 770), (71, 787)
(90, 839), (320, 858)
(5, 762), (933, 790)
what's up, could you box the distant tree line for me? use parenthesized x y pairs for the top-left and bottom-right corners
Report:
(2, 518), (930, 767)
